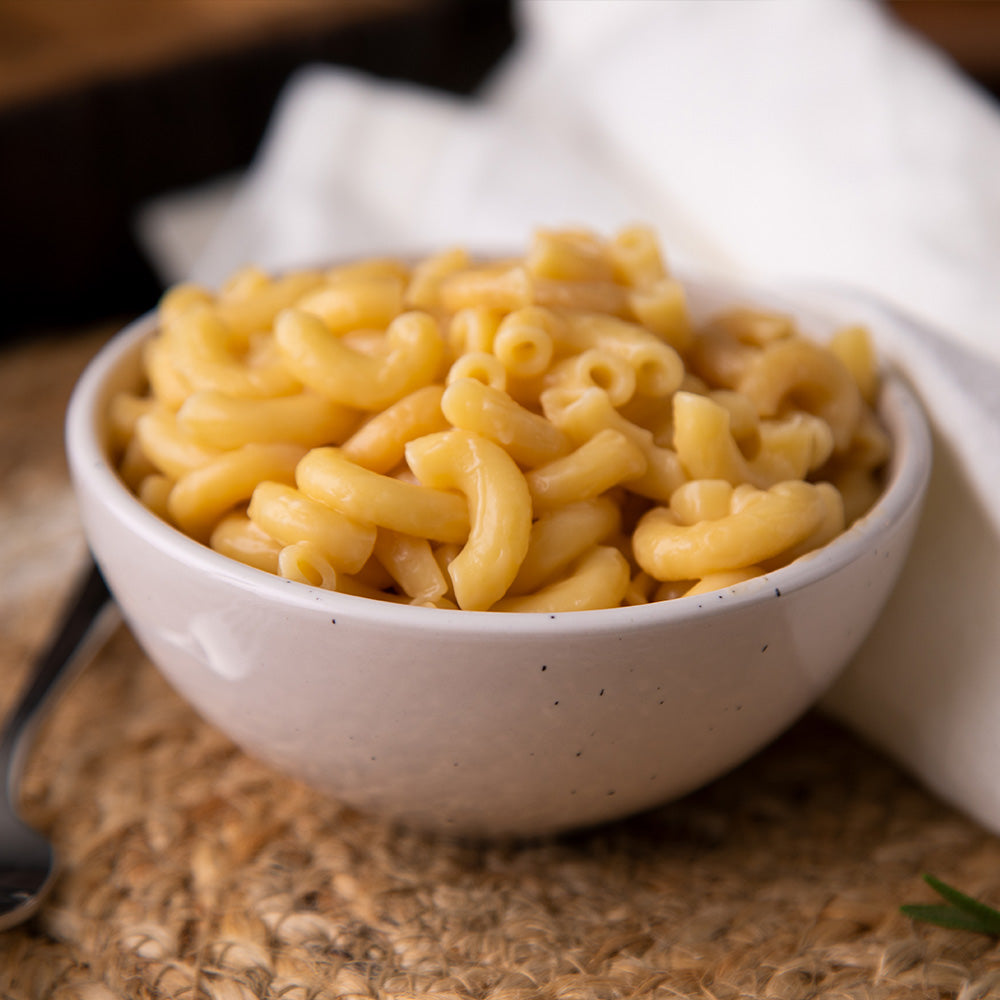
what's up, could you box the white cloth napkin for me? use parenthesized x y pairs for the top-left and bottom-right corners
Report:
(138, 0), (1000, 831)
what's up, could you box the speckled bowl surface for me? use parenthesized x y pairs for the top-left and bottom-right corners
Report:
(66, 276), (931, 836)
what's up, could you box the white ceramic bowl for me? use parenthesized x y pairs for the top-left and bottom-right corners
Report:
(66, 276), (931, 837)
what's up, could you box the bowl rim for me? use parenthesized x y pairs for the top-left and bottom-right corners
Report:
(66, 274), (932, 638)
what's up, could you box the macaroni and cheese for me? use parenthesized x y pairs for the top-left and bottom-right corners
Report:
(111, 228), (889, 612)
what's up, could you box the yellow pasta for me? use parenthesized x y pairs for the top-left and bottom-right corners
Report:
(608, 225), (667, 288)
(439, 264), (532, 313)
(137, 473), (174, 522)
(447, 306), (503, 357)
(527, 228), (616, 284)
(440, 378), (568, 469)
(405, 430), (532, 611)
(709, 307), (795, 347)
(533, 277), (629, 316)
(492, 307), (559, 379)
(672, 392), (833, 489)
(828, 465), (885, 526)
(113, 227), (890, 611)
(247, 481), (376, 574)
(492, 546), (630, 613)
(706, 389), (759, 446)
(296, 276), (404, 334)
(544, 348), (637, 408)
(119, 435), (158, 492)
(135, 409), (224, 481)
(542, 386), (685, 501)
(334, 571), (412, 603)
(763, 482), (845, 568)
(278, 541), (339, 590)
(177, 390), (360, 450)
(210, 513), (282, 574)
(340, 385), (448, 474)
(142, 336), (192, 410)
(166, 304), (301, 398)
(632, 481), (829, 581)
(688, 326), (757, 390)
(158, 282), (213, 326)
(508, 497), (621, 596)
(275, 308), (445, 411)
(669, 479), (734, 525)
(168, 442), (306, 541)
(215, 270), (325, 336)
(737, 337), (862, 451)
(830, 324), (879, 404)
(372, 528), (448, 603)
(296, 447), (469, 544)
(525, 429), (647, 511)
(446, 352), (508, 391)
(325, 257), (410, 287)
(108, 392), (156, 454)
(218, 265), (270, 301)
(628, 278), (693, 353)
(556, 314), (684, 397)
(405, 248), (471, 311)
(624, 570), (658, 606)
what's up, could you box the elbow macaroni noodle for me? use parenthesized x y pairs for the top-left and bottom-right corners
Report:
(112, 227), (890, 611)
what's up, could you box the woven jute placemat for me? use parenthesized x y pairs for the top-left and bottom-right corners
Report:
(2, 330), (999, 999)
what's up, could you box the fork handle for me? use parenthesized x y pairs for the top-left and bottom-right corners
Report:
(1, 560), (119, 801)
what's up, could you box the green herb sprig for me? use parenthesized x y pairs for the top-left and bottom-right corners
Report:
(901, 874), (1000, 936)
